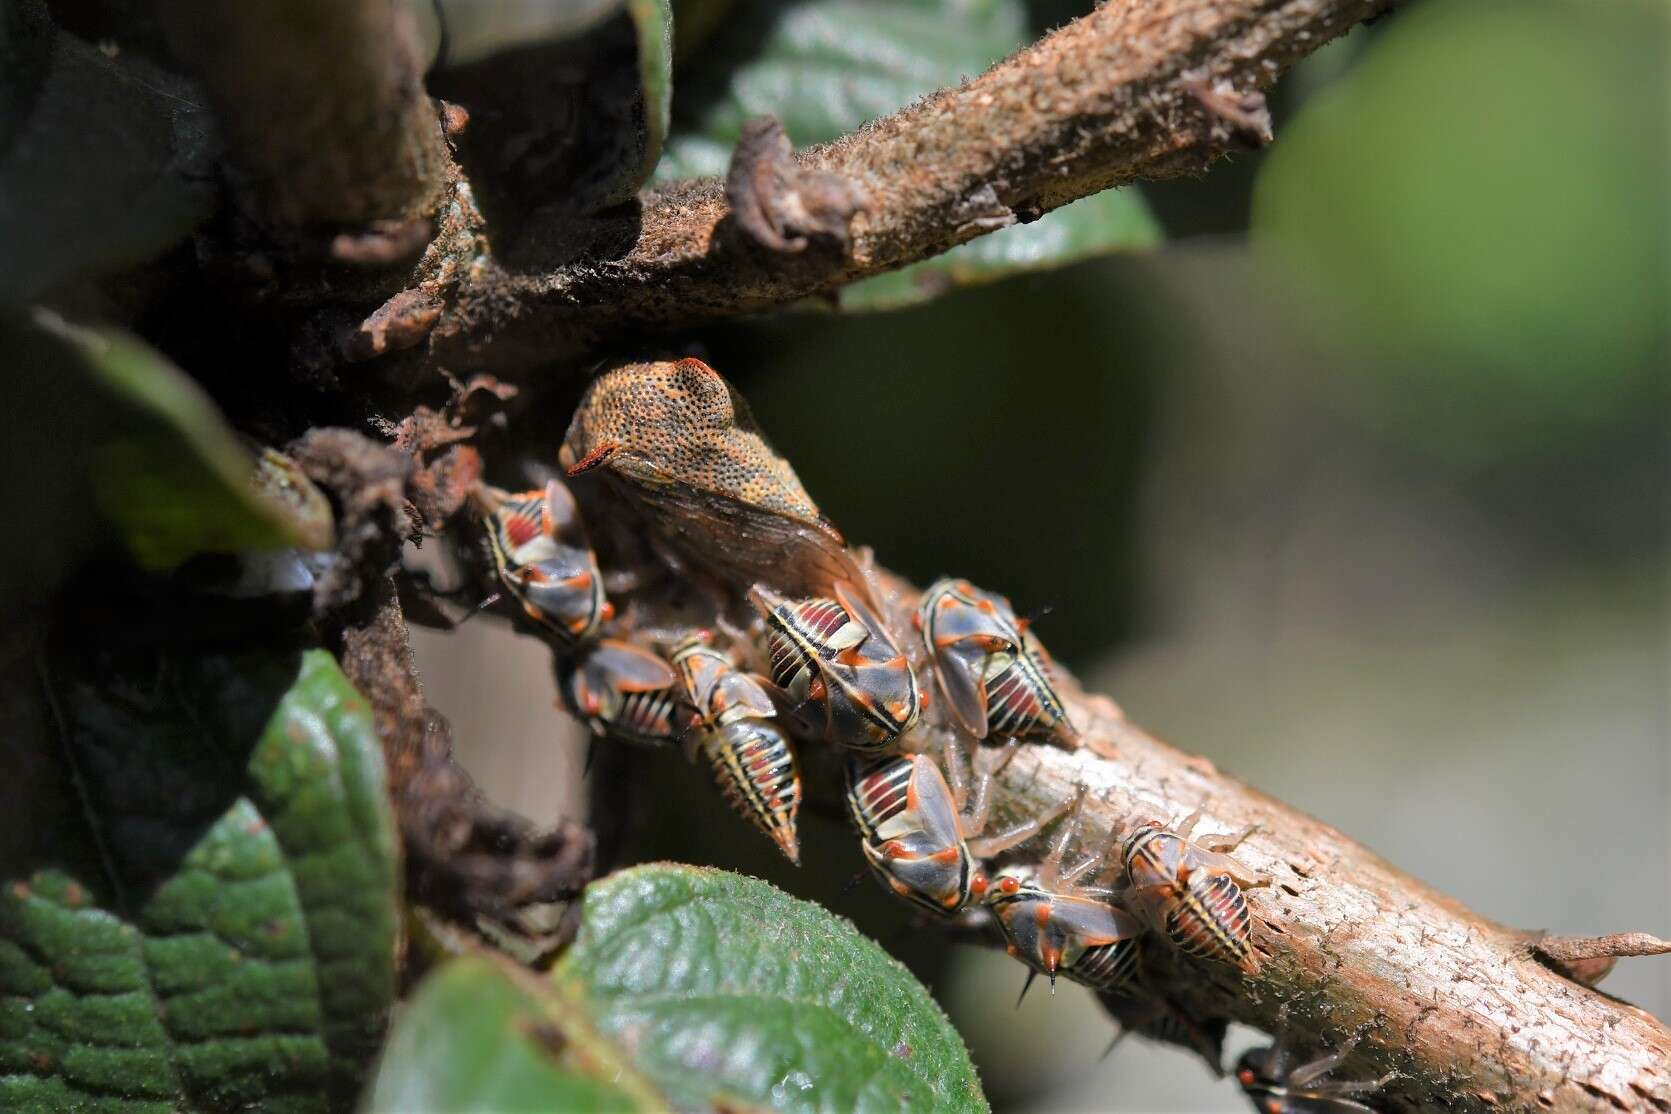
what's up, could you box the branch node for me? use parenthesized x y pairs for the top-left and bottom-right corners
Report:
(725, 116), (868, 254)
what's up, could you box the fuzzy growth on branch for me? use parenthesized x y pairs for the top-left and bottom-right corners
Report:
(435, 0), (1395, 370)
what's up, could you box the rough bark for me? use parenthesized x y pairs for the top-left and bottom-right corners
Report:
(433, 0), (1395, 370)
(333, 578), (595, 928)
(153, 0), (448, 232)
(962, 659), (1671, 1112)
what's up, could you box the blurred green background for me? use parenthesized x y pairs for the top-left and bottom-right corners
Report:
(423, 0), (1669, 1108)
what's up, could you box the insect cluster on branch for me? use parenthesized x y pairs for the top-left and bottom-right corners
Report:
(463, 357), (1388, 1103)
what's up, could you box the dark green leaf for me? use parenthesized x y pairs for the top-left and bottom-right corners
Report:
(658, 0), (1023, 181)
(839, 190), (1161, 311)
(0, 3), (217, 304)
(628, 0), (674, 188)
(657, 0), (1160, 304)
(31, 313), (333, 569)
(555, 865), (988, 1113)
(0, 649), (399, 1112)
(365, 957), (666, 1113)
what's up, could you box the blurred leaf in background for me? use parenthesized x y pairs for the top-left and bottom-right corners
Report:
(0, 0), (216, 306)
(28, 314), (331, 571)
(661, 0), (1158, 305)
(1253, 0), (1669, 470)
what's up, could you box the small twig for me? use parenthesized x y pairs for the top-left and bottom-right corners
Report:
(960, 658), (1671, 1112)
(333, 579), (595, 930)
(1532, 932), (1671, 989)
(1534, 932), (1671, 963)
(434, 0), (1393, 370)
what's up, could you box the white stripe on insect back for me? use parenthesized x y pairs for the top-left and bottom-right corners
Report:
(847, 756), (914, 842)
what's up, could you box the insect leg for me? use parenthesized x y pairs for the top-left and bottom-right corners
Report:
(1285, 1041), (1357, 1088)
(1202, 823), (1260, 854)
(1174, 807), (1204, 840)
(960, 738), (1020, 836)
(940, 732), (972, 815)
(966, 790), (1075, 859)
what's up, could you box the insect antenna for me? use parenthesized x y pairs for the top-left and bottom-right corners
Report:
(1099, 1027), (1131, 1062)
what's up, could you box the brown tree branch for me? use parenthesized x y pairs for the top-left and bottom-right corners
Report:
(154, 0), (449, 233)
(532, 358), (1670, 1109)
(434, 0), (1394, 371)
(960, 659), (1671, 1112)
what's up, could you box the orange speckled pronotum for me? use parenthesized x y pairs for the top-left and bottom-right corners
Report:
(560, 357), (867, 601)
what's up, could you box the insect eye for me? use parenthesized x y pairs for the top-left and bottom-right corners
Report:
(1237, 1069), (1256, 1086)
(999, 877), (1019, 894)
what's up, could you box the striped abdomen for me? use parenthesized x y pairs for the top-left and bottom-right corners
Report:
(1071, 936), (1142, 993)
(846, 755), (913, 843)
(609, 687), (685, 746)
(1165, 872), (1255, 972)
(762, 595), (859, 690)
(984, 642), (1069, 739)
(705, 720), (801, 864)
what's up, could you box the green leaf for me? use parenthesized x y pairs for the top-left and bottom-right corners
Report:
(555, 865), (988, 1112)
(31, 312), (334, 569)
(657, 0), (1024, 181)
(657, 0), (1160, 304)
(365, 957), (666, 1113)
(628, 0), (674, 188)
(0, 2), (217, 304)
(839, 189), (1161, 311)
(0, 649), (399, 1113)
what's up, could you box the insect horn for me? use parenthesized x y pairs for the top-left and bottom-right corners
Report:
(1099, 1027), (1131, 1062)
(1015, 969), (1039, 1010)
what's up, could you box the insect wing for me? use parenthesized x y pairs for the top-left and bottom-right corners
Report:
(1182, 843), (1269, 891)
(1050, 896), (1144, 952)
(833, 580), (900, 655)
(518, 558), (607, 640)
(583, 639), (677, 693)
(906, 756), (965, 848)
(936, 646), (991, 736)
(710, 670), (777, 726)
(541, 478), (582, 536)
